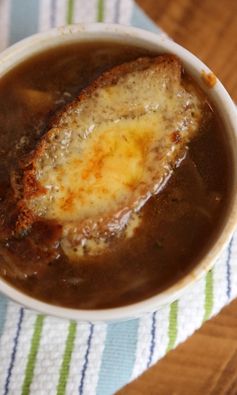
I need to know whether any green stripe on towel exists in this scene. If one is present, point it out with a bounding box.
[97,0,104,22]
[203,270,214,321]
[67,0,75,24]
[57,321,77,395]
[167,301,178,352]
[21,315,44,395]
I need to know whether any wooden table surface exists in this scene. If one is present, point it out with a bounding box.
[118,1,237,394]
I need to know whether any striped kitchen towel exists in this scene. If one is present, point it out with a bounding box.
[0,1,237,394]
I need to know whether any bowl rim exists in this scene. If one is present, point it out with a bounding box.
[0,23,237,322]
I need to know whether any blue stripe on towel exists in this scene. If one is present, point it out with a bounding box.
[0,294,8,338]
[3,308,24,395]
[96,319,139,395]
[147,312,156,368]
[50,0,57,28]
[114,0,121,23]
[131,5,161,34]
[226,237,233,299]
[78,324,94,395]
[9,0,39,45]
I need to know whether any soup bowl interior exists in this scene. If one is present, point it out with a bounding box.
[0,24,237,322]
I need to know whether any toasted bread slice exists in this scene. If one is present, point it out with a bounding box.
[16,55,203,258]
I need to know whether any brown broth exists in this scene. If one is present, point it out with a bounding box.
[0,41,232,309]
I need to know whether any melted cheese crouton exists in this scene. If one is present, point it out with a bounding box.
[17,55,203,258]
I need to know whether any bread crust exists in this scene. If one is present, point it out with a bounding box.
[10,54,202,258]
[17,55,181,225]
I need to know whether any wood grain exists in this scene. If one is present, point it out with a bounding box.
[117,1,237,394]
[136,0,237,102]
[118,300,237,395]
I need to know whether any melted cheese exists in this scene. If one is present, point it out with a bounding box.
[36,115,168,222]
[22,56,203,258]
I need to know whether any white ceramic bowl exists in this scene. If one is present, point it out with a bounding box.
[0,24,237,322]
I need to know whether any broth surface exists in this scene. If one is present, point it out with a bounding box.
[0,41,232,309]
